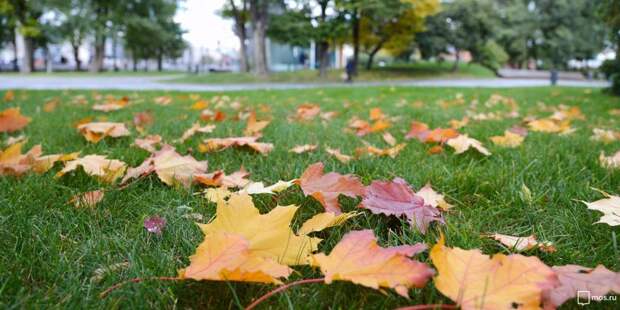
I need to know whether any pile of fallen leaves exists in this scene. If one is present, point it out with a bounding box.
[2,91,619,309]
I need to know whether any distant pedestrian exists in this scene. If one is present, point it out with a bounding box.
[550,69,558,86]
[345,58,355,83]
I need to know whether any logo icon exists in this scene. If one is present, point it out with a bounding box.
[577,290,591,306]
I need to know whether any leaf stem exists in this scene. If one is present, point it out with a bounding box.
[99,276,180,298]
[244,278,325,310]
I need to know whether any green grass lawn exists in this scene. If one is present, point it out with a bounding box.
[0,86,618,309]
[168,61,495,84]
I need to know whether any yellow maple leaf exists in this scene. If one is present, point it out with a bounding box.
[298,212,359,235]
[311,229,432,297]
[430,235,558,310]
[198,194,321,266]
[179,232,292,284]
[446,135,491,156]
[490,131,525,148]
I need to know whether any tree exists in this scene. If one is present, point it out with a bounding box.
[51,0,90,71]
[358,0,439,70]
[1,0,46,73]
[221,0,250,72]
[249,0,269,76]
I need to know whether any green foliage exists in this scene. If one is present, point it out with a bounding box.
[599,59,620,80]
[610,73,620,96]
[477,40,508,74]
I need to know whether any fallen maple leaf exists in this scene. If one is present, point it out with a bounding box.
[77,122,130,143]
[446,135,491,156]
[361,178,444,234]
[144,215,167,234]
[195,167,250,188]
[431,235,558,310]
[405,121,459,143]
[3,90,14,101]
[416,183,453,211]
[56,155,127,183]
[179,232,292,284]
[581,192,620,226]
[325,147,353,164]
[289,144,318,154]
[311,229,431,297]
[298,162,365,214]
[122,144,207,188]
[599,150,620,169]
[487,233,555,253]
[290,103,321,122]
[70,190,105,208]
[239,180,295,195]
[177,123,216,143]
[490,130,525,148]
[244,112,270,136]
[528,118,573,134]
[197,193,321,265]
[0,108,31,133]
[298,212,359,235]
[200,137,273,155]
[0,142,42,176]
[543,264,620,307]
[32,152,80,174]
[133,111,154,132]
[133,135,162,153]
[355,143,406,158]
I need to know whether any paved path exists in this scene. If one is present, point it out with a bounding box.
[0,75,609,92]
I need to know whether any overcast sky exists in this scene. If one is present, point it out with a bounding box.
[175,0,238,51]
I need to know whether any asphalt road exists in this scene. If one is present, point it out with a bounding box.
[0,75,610,92]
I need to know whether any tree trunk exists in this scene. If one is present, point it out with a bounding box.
[72,43,81,71]
[21,36,34,73]
[366,40,385,70]
[90,35,105,72]
[451,49,460,72]
[237,26,250,72]
[12,32,19,72]
[250,0,268,76]
[318,41,329,77]
[132,56,137,72]
[157,54,163,72]
[352,9,360,75]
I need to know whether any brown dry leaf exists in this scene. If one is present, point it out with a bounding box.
[369,107,385,121]
[289,144,318,154]
[178,123,216,143]
[56,155,127,183]
[77,122,131,143]
[488,233,555,253]
[599,150,620,170]
[133,135,162,153]
[200,109,226,122]
[92,99,127,112]
[490,130,525,148]
[200,137,273,154]
[239,180,295,195]
[543,264,620,307]
[70,190,105,208]
[179,232,292,284]
[196,193,321,265]
[446,135,491,156]
[326,147,353,164]
[550,106,585,121]
[448,117,469,129]
[195,167,250,188]
[311,229,432,297]
[431,235,558,310]
[243,112,270,136]
[0,108,31,133]
[4,135,26,146]
[0,142,42,176]
[298,162,365,214]
[122,144,207,188]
